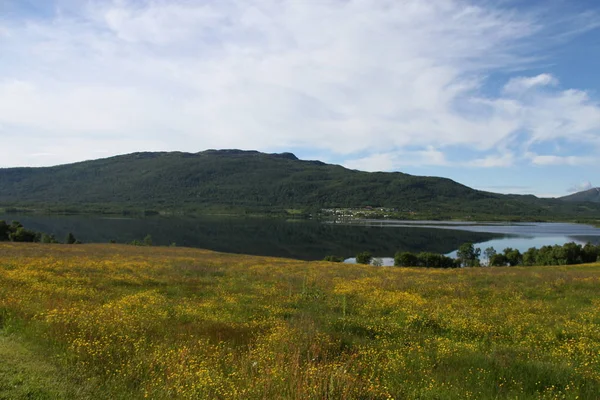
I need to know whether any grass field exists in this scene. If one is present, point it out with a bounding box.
[1,243,599,399]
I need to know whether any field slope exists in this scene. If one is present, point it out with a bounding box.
[1,243,599,399]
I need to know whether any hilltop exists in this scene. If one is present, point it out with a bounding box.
[560,187,600,203]
[1,150,599,219]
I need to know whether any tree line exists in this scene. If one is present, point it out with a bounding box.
[398,241,600,268]
[0,220,79,244]
[1,221,165,248]
[483,242,600,267]
[325,241,600,268]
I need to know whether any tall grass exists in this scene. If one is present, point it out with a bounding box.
[1,243,599,399]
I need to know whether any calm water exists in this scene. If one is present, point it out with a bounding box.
[2,214,600,262]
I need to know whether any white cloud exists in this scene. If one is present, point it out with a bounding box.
[0,1,599,168]
[567,181,594,193]
[344,147,448,172]
[503,73,558,94]
[526,153,595,166]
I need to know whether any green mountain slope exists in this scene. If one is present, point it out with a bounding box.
[560,188,600,203]
[1,150,599,219]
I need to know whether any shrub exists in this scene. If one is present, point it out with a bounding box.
[355,251,373,265]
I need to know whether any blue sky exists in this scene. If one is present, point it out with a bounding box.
[1,0,600,197]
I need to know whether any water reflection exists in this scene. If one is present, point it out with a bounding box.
[2,214,599,261]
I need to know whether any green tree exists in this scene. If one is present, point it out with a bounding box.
[0,220,9,241]
[143,234,153,246]
[372,258,383,267]
[323,255,344,262]
[356,251,372,265]
[503,248,523,266]
[483,247,496,266]
[65,232,77,244]
[489,253,507,267]
[394,251,418,267]
[9,227,39,242]
[562,242,583,265]
[457,243,481,267]
[41,233,58,244]
[522,247,538,266]
[582,242,600,263]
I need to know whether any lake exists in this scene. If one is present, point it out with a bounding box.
[2,214,600,263]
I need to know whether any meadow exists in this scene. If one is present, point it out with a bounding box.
[1,243,599,399]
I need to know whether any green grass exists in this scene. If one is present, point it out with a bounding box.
[0,333,74,400]
[1,243,599,399]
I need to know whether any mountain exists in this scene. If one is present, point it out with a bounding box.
[560,188,600,203]
[1,150,599,219]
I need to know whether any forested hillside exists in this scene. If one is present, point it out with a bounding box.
[1,150,599,219]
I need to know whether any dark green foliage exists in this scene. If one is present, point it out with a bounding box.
[129,235,154,246]
[0,220,8,241]
[0,220,49,243]
[40,233,58,243]
[394,251,419,267]
[398,242,600,269]
[489,253,507,267]
[522,247,538,266]
[9,226,40,242]
[483,247,496,264]
[65,232,77,244]
[582,242,600,263]
[457,242,481,267]
[355,252,372,265]
[323,255,344,262]
[394,251,457,268]
[493,242,600,267]
[2,150,600,218]
[503,248,523,266]
[416,252,458,268]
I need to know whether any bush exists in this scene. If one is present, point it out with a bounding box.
[0,220,9,241]
[356,251,373,265]
[489,253,507,267]
[323,255,344,262]
[394,252,418,267]
[9,227,40,242]
[65,232,77,244]
[41,233,58,244]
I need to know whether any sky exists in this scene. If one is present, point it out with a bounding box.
[1,0,600,198]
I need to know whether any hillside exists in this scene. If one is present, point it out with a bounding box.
[1,243,599,399]
[1,150,599,219]
[560,187,600,203]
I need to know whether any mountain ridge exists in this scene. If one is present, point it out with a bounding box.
[560,187,600,203]
[1,150,599,219]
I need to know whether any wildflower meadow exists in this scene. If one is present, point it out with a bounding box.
[1,243,599,399]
